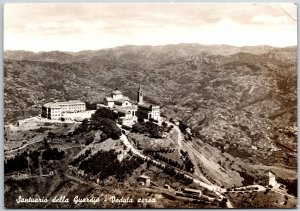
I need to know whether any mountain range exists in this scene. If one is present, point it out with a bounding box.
[4,44,297,169]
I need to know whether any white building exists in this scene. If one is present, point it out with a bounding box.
[97,88,138,126]
[41,100,86,120]
[97,87,161,126]
[268,171,280,188]
[136,86,161,122]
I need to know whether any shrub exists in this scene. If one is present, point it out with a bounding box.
[85,135,94,145]
[131,121,163,138]
[137,118,144,123]
[5,152,29,173]
[91,107,119,121]
[121,125,131,130]
[277,177,297,197]
[42,148,65,160]
[93,118,121,140]
[100,133,107,141]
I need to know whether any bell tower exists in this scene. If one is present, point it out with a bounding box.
[137,85,143,105]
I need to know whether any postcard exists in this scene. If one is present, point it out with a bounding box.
[3,3,297,208]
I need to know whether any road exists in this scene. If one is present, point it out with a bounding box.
[169,124,225,191]
[169,122,216,185]
[5,172,55,180]
[172,124,183,152]
[4,143,81,159]
[120,132,235,207]
[231,185,266,192]
[64,173,100,189]
[120,133,224,193]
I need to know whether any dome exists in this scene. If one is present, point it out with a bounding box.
[112,90,122,95]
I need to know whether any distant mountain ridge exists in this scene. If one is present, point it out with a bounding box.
[4,44,296,63]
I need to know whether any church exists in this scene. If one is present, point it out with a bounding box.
[97,86,161,126]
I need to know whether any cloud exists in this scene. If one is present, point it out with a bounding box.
[4,3,297,51]
[252,15,292,24]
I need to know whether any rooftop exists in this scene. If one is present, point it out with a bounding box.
[114,96,131,104]
[183,188,202,193]
[105,97,114,102]
[43,100,85,108]
[112,90,122,95]
[139,175,150,179]
[114,105,138,113]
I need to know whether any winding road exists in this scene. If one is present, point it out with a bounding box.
[119,132,231,205]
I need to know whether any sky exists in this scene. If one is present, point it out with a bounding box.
[4,3,297,52]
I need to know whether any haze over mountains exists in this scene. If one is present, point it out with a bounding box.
[4,44,296,62]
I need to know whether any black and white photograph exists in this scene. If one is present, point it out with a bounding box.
[3,3,297,208]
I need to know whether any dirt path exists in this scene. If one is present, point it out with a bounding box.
[166,122,183,152]
[174,126,183,152]
[5,173,54,180]
[5,139,44,154]
[60,146,82,150]
[64,173,100,189]
[4,145,81,159]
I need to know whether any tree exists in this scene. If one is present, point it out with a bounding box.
[43,138,50,149]
[138,117,144,123]
[149,126,161,138]
[42,148,64,160]
[91,107,119,121]
[5,152,28,173]
[48,131,56,139]
[132,122,146,133]
[92,118,121,140]
[179,121,188,134]
[85,101,97,110]
[85,135,94,145]
[220,198,228,208]
[100,133,108,141]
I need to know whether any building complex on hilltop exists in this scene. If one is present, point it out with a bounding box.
[41,86,160,125]
[97,86,161,126]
